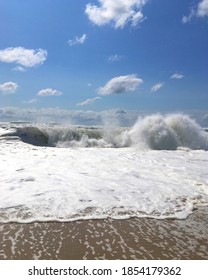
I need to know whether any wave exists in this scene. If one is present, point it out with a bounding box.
[128,114,208,150]
[1,114,208,150]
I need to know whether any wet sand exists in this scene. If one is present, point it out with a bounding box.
[0,208,208,260]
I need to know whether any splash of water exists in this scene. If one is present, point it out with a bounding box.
[127,114,208,150]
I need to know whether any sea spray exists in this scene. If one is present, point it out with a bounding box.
[166,114,208,150]
[127,114,208,150]
[128,114,179,150]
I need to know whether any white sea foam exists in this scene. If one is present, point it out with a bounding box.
[0,114,208,223]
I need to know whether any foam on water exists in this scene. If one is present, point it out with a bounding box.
[0,114,208,223]
[0,143,208,223]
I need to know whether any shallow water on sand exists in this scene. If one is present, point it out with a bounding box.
[0,208,207,260]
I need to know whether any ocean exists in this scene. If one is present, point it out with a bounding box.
[0,113,208,223]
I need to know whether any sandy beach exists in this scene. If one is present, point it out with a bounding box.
[0,207,207,260]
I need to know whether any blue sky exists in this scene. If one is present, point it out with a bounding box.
[0,0,208,124]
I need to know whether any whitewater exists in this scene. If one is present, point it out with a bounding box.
[0,113,208,223]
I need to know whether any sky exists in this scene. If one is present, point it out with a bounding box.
[0,0,208,125]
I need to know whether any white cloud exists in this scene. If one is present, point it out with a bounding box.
[170,73,184,79]
[77,97,101,107]
[85,0,148,29]
[151,82,164,92]
[108,54,125,63]
[22,99,38,104]
[131,10,144,26]
[182,0,208,23]
[197,0,208,17]
[0,47,47,68]
[182,8,195,23]
[12,66,27,72]
[0,82,18,94]
[37,88,63,97]
[68,34,87,46]
[98,74,143,96]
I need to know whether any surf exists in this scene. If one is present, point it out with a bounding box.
[127,113,208,150]
[1,113,208,150]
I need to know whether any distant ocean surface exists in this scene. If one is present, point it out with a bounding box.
[0,113,208,223]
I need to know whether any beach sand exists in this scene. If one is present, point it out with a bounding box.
[0,207,207,260]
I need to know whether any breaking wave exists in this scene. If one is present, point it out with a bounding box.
[1,114,208,150]
[128,114,208,150]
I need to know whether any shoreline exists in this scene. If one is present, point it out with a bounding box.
[0,207,208,260]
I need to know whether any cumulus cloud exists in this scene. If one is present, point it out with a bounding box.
[0,47,47,68]
[182,0,208,23]
[77,97,101,107]
[37,88,63,97]
[98,74,143,95]
[68,34,87,46]
[0,82,18,94]
[85,0,148,29]
[197,0,208,16]
[151,82,164,92]
[170,73,184,79]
